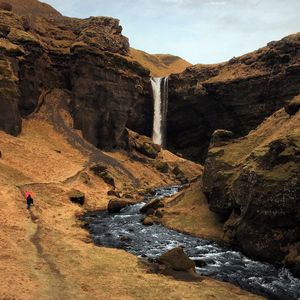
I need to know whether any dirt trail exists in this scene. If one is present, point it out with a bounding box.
[29,209,69,300]
[0,107,264,299]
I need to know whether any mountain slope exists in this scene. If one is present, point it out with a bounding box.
[5,0,62,19]
[130,48,191,77]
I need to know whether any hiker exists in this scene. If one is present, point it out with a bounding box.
[26,193,34,209]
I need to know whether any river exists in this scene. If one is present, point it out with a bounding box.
[82,186,300,300]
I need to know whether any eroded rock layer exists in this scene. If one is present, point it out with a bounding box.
[168,33,300,162]
[203,102,300,275]
[0,8,152,148]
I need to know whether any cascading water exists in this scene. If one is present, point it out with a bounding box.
[151,77,168,148]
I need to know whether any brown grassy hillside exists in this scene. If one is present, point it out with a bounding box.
[130,48,191,77]
[0,94,263,299]
[4,0,62,19]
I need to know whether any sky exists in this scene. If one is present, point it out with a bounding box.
[43,0,300,64]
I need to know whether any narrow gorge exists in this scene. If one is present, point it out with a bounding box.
[0,1,299,300]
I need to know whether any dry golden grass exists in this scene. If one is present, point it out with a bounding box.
[129,48,191,77]
[161,180,224,242]
[0,116,264,299]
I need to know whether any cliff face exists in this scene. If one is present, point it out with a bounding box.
[0,8,152,149]
[168,33,300,162]
[202,99,300,274]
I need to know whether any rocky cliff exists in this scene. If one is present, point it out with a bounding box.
[168,33,300,162]
[203,97,300,274]
[0,5,153,149]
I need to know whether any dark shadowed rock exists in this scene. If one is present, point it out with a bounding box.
[285,95,300,116]
[90,164,115,187]
[210,129,234,147]
[107,190,120,198]
[107,198,135,213]
[155,161,169,173]
[140,198,164,214]
[0,2,12,11]
[69,189,85,205]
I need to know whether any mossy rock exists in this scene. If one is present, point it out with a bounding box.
[90,164,115,187]
[155,161,169,173]
[139,142,161,158]
[0,39,24,56]
[8,28,40,46]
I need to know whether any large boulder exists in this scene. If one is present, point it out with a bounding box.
[158,247,195,272]
[107,198,135,213]
[140,198,164,215]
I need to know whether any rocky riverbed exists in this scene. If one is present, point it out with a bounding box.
[83,186,300,300]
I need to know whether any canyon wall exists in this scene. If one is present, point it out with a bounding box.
[202,98,300,275]
[168,33,300,162]
[0,7,152,149]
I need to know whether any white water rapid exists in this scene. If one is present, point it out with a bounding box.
[150,77,168,147]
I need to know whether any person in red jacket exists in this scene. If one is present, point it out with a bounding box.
[26,193,34,209]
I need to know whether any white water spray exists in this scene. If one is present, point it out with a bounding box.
[151,77,168,147]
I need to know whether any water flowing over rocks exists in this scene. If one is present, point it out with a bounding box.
[83,186,300,300]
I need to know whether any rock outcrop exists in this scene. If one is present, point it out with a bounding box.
[0,7,152,149]
[203,105,300,274]
[168,33,300,162]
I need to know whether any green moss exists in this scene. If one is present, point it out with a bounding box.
[8,28,40,46]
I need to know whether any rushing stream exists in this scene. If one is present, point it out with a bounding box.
[83,186,300,300]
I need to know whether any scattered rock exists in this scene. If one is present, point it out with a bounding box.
[210,129,234,147]
[155,161,169,173]
[69,189,85,205]
[142,216,156,226]
[140,199,164,214]
[193,259,207,268]
[158,247,196,272]
[90,164,115,188]
[172,166,188,184]
[107,198,135,213]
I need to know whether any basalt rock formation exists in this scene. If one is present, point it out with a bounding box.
[203,102,300,275]
[168,33,300,162]
[0,6,152,149]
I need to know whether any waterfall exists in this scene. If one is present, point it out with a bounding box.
[150,77,168,148]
